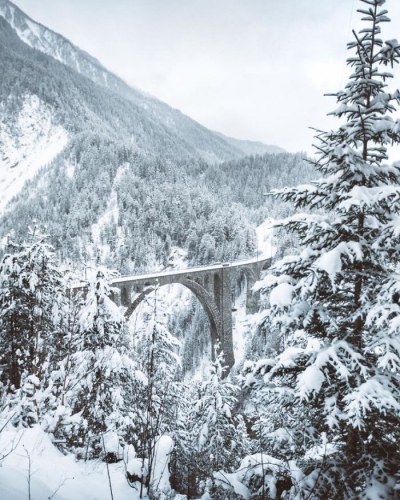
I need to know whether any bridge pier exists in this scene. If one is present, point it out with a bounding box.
[121,286,131,307]
[220,266,234,370]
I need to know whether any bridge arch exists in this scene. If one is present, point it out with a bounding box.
[232,266,258,314]
[232,266,257,292]
[124,278,222,358]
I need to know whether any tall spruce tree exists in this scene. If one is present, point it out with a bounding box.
[61,267,138,459]
[130,287,181,496]
[248,1,400,497]
[0,228,65,426]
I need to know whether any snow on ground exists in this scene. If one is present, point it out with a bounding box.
[0,424,180,500]
[0,215,276,498]
[256,217,277,259]
[91,172,122,260]
[151,435,174,494]
[0,426,141,500]
[0,94,68,213]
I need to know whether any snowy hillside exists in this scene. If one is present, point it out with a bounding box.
[1,0,400,497]
[0,1,308,268]
[214,131,286,156]
[0,94,68,212]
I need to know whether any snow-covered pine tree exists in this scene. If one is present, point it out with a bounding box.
[45,268,82,436]
[169,381,199,498]
[0,227,65,426]
[62,267,138,459]
[130,287,181,496]
[249,1,400,497]
[188,351,248,494]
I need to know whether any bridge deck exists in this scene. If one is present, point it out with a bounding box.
[69,254,271,289]
[112,254,271,284]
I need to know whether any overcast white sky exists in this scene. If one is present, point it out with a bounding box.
[12,0,400,156]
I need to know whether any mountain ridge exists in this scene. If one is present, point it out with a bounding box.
[0,0,134,97]
[214,131,285,156]
[0,0,281,158]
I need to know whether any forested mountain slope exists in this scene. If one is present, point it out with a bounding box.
[0,147,312,273]
[0,2,312,272]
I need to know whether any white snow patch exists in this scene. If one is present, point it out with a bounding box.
[270,282,294,307]
[317,242,363,277]
[304,433,336,460]
[297,365,325,398]
[127,458,148,480]
[0,425,142,500]
[103,431,120,456]
[232,284,250,364]
[65,162,75,179]
[0,94,68,213]
[277,346,304,368]
[91,163,129,258]
[214,453,284,500]
[256,217,277,259]
[91,188,119,247]
[318,249,342,275]
[151,435,174,494]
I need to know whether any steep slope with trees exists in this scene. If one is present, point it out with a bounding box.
[0,8,310,272]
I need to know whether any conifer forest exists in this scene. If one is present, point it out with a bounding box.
[1,0,400,498]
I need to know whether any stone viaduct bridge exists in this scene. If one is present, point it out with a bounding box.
[111,256,271,370]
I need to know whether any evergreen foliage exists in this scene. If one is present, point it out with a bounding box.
[0,18,312,270]
[0,146,311,274]
[246,1,400,497]
[3,0,400,497]
[0,15,239,163]
[58,267,138,459]
[0,227,65,427]
[171,352,248,497]
[128,288,182,491]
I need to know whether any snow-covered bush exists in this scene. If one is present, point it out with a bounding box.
[214,453,286,500]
